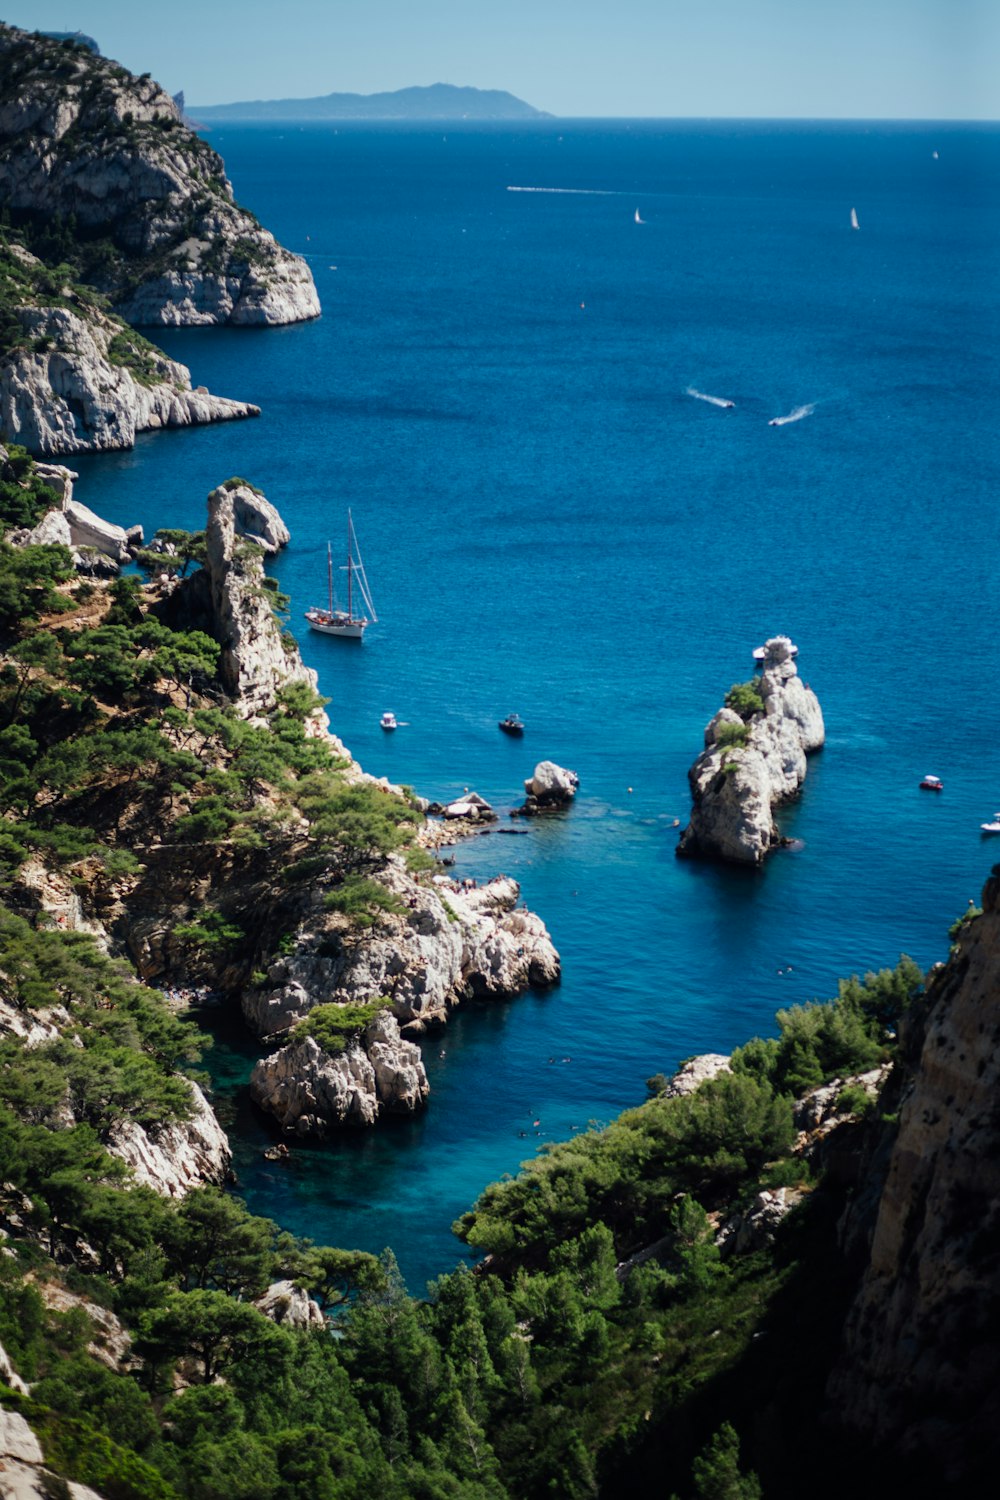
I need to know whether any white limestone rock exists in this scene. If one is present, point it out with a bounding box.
[64,498,129,561]
[678,637,825,866]
[199,482,315,716]
[0,1339,30,1396]
[33,1283,132,1372]
[0,1407,45,1466]
[249,1012,429,1135]
[24,507,72,548]
[241,869,560,1037]
[253,1280,325,1330]
[105,1081,231,1196]
[659,1053,732,1098]
[0,298,260,457]
[226,481,291,553]
[516,760,580,817]
[716,1187,806,1258]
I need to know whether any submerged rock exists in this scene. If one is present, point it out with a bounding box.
[677,636,824,865]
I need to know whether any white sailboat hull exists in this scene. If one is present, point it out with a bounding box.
[305,610,367,639]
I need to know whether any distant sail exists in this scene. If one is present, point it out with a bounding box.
[634,208,645,224]
[850,206,860,231]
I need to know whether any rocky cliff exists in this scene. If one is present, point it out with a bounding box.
[0,24,320,328]
[0,246,259,455]
[828,873,1000,1481]
[677,636,824,865]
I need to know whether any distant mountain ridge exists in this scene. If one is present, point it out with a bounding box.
[191,81,550,122]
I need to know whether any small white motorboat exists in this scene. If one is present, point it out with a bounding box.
[919,774,943,791]
[981,815,1000,835]
[380,712,398,731]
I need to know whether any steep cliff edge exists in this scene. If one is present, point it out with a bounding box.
[0,244,259,456]
[828,874,1000,1481]
[678,636,824,865]
[0,24,320,328]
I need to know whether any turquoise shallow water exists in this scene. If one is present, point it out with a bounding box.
[73,120,1000,1289]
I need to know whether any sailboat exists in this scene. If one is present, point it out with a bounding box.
[304,511,377,640]
[634,208,645,224]
[850,206,860,230]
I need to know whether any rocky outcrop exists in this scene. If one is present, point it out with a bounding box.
[0,1339,30,1396]
[828,871,1000,1480]
[225,480,290,554]
[105,1081,231,1196]
[249,1012,429,1135]
[716,1185,806,1258]
[0,274,259,456]
[0,24,320,328]
[677,636,824,865]
[188,482,315,716]
[242,869,561,1038]
[515,761,580,816]
[659,1052,732,1098]
[253,1280,325,1330]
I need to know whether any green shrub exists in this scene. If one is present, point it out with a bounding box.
[293,1000,390,1056]
[716,721,750,750]
[324,875,405,930]
[724,680,764,721]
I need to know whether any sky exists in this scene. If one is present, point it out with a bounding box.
[10,0,999,118]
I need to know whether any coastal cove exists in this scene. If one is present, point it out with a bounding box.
[70,119,1000,1289]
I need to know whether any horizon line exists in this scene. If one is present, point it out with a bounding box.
[190,112,999,125]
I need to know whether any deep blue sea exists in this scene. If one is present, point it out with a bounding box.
[72,120,1000,1290]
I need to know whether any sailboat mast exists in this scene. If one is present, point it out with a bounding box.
[347,511,353,620]
[327,543,333,615]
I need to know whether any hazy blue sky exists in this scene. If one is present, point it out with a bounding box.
[12,1,998,118]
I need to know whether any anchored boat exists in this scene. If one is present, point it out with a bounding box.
[305,511,377,640]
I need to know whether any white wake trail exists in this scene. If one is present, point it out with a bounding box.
[687,387,736,409]
[768,403,815,427]
[506,185,622,196]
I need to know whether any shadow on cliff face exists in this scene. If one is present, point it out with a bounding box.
[597,1152,973,1499]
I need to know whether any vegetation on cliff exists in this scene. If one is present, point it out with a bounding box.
[0,472,967,1498]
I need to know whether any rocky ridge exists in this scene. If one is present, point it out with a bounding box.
[0,24,320,328]
[677,636,824,865]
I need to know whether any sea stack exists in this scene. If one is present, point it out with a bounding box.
[677,636,824,866]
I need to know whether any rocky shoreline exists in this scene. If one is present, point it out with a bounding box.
[0,24,319,458]
[3,469,564,1144]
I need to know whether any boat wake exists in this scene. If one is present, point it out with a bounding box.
[687,387,735,409]
[768,403,815,427]
[506,185,621,196]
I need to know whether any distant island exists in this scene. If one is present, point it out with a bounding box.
[190,81,550,122]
